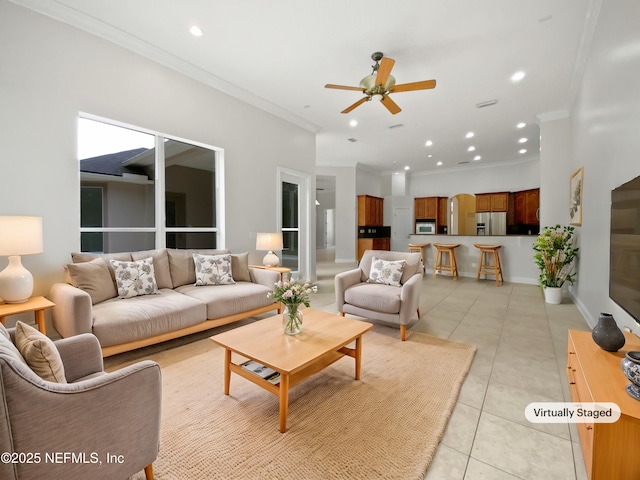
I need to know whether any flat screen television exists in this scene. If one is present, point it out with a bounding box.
[610,174,640,322]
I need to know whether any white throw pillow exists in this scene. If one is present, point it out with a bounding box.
[193,253,236,286]
[110,257,160,299]
[367,257,406,287]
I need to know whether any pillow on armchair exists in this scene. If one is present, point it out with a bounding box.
[367,257,406,287]
[14,321,67,383]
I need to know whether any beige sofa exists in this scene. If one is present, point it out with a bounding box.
[50,248,280,356]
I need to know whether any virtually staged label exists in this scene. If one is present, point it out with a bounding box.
[524,402,621,423]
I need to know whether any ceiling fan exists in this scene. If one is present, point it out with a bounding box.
[325,52,436,115]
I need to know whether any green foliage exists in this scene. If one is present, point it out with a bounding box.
[532,225,579,288]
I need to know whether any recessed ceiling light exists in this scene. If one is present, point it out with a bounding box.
[425,140,433,147]
[427,154,433,158]
[466,132,474,138]
[519,137,528,143]
[436,161,443,166]
[511,71,526,82]
[404,166,410,171]
[350,119,358,127]
[517,122,526,129]
[189,25,203,37]
[468,146,476,152]
[519,149,527,154]
[474,155,481,161]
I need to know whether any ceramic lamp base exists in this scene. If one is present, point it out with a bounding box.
[0,255,33,303]
[262,251,280,267]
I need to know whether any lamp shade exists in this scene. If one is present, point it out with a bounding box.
[0,216,43,256]
[256,232,283,252]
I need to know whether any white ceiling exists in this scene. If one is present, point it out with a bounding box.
[12,0,596,175]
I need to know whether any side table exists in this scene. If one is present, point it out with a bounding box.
[249,265,292,282]
[0,296,55,335]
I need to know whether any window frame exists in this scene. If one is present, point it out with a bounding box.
[78,113,225,251]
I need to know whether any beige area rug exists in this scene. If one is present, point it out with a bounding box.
[123,326,476,480]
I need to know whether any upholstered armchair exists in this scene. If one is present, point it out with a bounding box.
[335,250,423,340]
[0,327,161,480]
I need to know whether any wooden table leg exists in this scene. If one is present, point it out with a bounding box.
[279,374,290,433]
[355,335,363,380]
[223,349,231,395]
[34,309,46,335]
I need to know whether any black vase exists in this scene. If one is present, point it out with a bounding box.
[592,313,625,352]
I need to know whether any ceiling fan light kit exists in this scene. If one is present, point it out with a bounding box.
[325,51,436,115]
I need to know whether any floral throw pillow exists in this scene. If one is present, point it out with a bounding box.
[367,257,406,287]
[193,253,236,286]
[110,257,160,299]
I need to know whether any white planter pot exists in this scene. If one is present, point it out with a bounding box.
[543,287,562,304]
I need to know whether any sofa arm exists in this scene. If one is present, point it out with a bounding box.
[399,273,423,326]
[249,267,280,288]
[50,282,93,338]
[55,333,104,383]
[335,268,363,312]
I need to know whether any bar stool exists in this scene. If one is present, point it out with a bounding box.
[433,243,460,279]
[408,242,430,275]
[474,244,504,286]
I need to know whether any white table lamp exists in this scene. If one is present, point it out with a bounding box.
[0,216,43,303]
[256,232,283,267]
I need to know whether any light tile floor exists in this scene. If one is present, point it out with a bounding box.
[313,248,591,480]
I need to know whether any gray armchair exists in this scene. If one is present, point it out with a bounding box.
[335,250,423,340]
[0,328,161,480]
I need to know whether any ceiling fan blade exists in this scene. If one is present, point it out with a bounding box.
[325,84,365,92]
[389,79,437,93]
[380,95,401,114]
[341,97,369,114]
[375,57,395,87]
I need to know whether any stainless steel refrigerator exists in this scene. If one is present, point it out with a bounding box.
[476,212,507,236]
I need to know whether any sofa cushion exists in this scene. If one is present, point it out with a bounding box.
[64,257,117,305]
[176,282,274,320]
[14,321,67,383]
[71,251,132,282]
[0,322,10,341]
[110,258,161,299]
[231,252,251,282]
[194,253,236,286]
[167,248,230,287]
[344,283,402,314]
[131,249,173,289]
[367,257,405,287]
[91,289,207,347]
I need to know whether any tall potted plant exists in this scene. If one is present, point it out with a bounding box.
[532,224,579,304]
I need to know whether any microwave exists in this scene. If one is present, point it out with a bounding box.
[416,222,436,235]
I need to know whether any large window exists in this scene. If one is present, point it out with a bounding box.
[78,117,221,253]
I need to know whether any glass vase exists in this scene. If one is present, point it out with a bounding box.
[282,305,303,335]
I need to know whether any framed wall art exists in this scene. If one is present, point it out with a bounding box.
[569,167,584,226]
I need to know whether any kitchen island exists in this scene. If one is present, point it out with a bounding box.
[408,234,539,284]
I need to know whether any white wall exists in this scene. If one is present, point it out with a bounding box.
[409,158,540,198]
[569,0,640,332]
[0,4,316,307]
[316,166,357,262]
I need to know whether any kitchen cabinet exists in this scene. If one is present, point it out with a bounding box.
[438,197,448,227]
[414,197,438,220]
[357,237,390,262]
[476,192,509,212]
[513,188,539,225]
[358,195,384,226]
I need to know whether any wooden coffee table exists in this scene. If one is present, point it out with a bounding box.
[210,308,373,432]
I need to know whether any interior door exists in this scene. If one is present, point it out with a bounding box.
[392,207,412,251]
